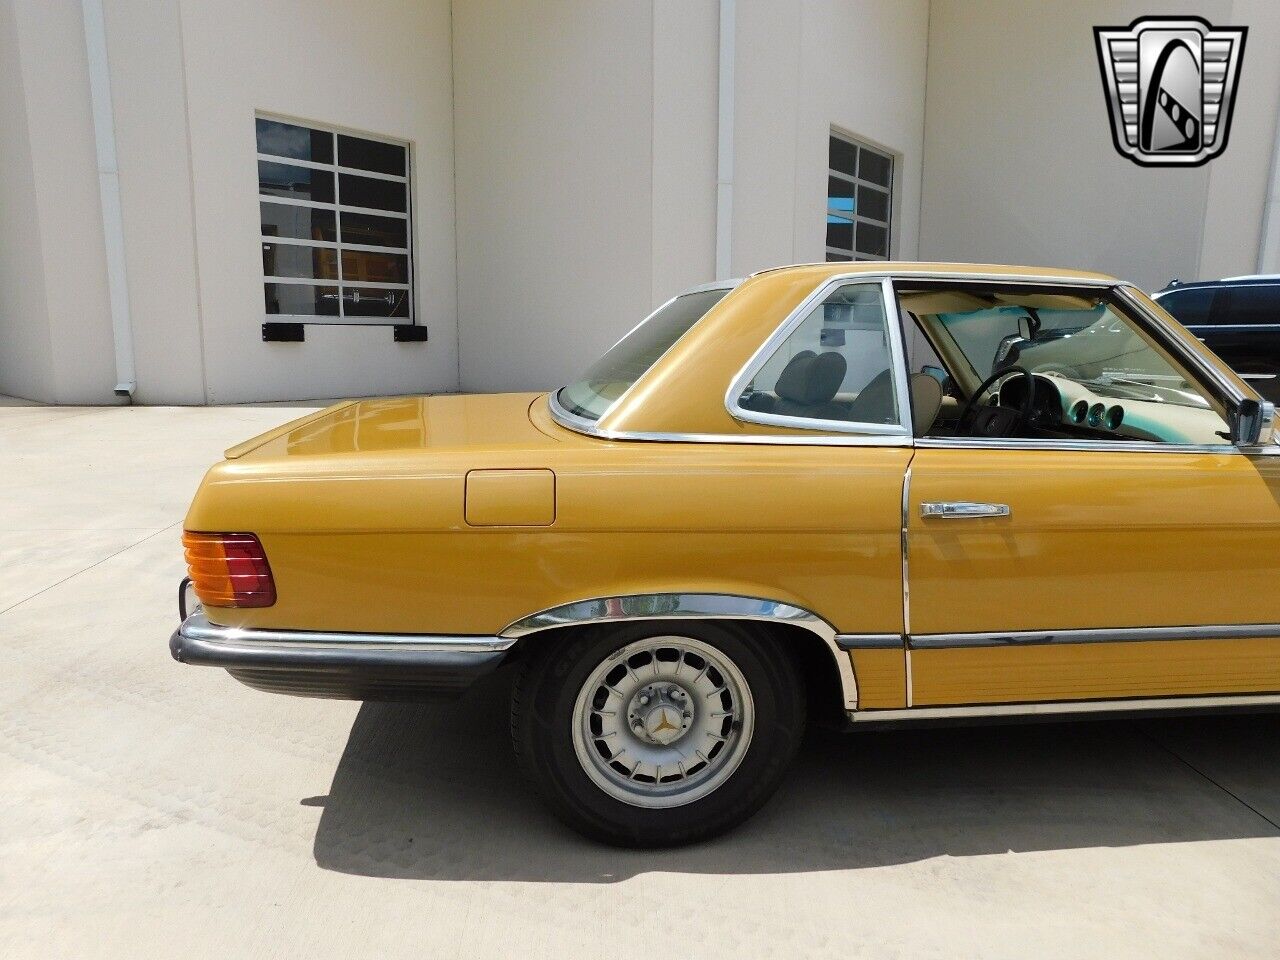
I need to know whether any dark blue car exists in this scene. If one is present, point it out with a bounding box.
[1154,276,1280,402]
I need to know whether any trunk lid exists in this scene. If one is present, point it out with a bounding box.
[225,393,556,460]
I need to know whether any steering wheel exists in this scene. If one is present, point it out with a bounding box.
[955,366,1036,438]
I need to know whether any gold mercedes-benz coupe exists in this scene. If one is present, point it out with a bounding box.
[172,262,1280,845]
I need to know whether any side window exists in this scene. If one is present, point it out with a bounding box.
[1222,287,1280,327]
[1157,287,1215,327]
[736,282,901,429]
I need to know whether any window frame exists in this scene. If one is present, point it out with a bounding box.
[256,114,415,326]
[826,130,894,263]
[725,277,914,437]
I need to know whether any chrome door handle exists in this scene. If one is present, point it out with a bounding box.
[920,501,1010,519]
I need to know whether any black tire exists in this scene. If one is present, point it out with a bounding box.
[510,620,805,846]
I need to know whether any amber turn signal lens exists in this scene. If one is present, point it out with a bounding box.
[182,531,276,608]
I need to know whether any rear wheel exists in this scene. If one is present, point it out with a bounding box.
[511,621,805,846]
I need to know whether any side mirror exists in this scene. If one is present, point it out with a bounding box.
[1232,398,1276,446]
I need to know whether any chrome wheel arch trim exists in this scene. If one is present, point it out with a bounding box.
[500,592,862,710]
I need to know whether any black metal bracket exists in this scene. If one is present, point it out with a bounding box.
[393,325,429,343]
[263,322,305,342]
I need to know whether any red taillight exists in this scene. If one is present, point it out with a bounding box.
[182,532,276,608]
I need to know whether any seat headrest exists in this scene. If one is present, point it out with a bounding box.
[908,372,944,435]
[775,351,847,405]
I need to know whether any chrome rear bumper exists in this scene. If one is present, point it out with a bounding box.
[170,611,515,701]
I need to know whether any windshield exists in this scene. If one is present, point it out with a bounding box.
[934,299,1210,410]
[556,287,731,421]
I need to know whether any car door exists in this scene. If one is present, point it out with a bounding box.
[906,446,1280,706]
[902,284,1280,708]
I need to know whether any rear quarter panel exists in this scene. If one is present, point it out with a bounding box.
[188,443,910,639]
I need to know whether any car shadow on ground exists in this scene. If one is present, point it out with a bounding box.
[312,668,1280,882]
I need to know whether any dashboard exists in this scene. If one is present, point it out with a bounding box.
[996,372,1228,445]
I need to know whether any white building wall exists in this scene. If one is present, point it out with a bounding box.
[651,1,720,305]
[916,0,1271,293]
[733,0,930,274]
[1,0,118,404]
[0,0,56,402]
[1199,0,1280,279]
[452,0,657,394]
[102,0,205,405]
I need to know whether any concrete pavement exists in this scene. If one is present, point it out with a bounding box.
[2,399,1279,958]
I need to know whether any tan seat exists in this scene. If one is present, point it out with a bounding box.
[908,372,944,435]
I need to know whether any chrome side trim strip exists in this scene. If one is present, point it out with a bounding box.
[909,623,1280,649]
[179,612,515,654]
[850,692,1280,723]
[501,592,859,710]
[835,633,902,650]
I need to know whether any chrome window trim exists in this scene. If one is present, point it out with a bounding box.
[849,692,1280,723]
[724,276,914,437]
[500,592,860,710]
[179,611,515,654]
[553,280,741,426]
[910,623,1280,650]
[914,436,1239,455]
[547,391,914,447]
[1185,323,1280,332]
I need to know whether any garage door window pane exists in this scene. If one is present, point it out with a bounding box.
[341,250,409,285]
[256,118,333,165]
[830,137,858,177]
[258,162,335,204]
[857,185,889,223]
[264,283,339,316]
[261,202,336,242]
[343,288,411,318]
[858,149,891,187]
[263,242,339,281]
[339,173,406,212]
[338,134,406,176]
[827,176,856,215]
[340,211,407,249]
[856,222,888,258]
[826,217,853,251]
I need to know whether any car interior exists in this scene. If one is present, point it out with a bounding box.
[898,284,1233,445]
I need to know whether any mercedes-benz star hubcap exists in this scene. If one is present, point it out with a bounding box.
[571,636,755,809]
